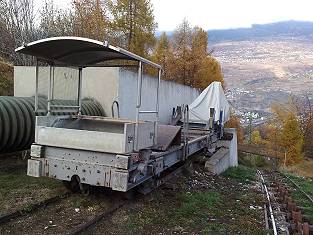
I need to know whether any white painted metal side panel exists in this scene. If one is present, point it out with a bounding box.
[36,127,126,153]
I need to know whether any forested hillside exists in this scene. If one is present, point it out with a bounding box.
[0,0,223,91]
[208,20,313,43]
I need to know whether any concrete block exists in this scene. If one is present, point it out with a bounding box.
[205,147,230,175]
[225,128,238,167]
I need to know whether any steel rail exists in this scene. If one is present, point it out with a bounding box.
[69,165,185,235]
[281,173,313,205]
[69,201,126,235]
[257,170,278,235]
[0,192,70,225]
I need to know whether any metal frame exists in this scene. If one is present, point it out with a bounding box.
[15,37,162,69]
[16,37,230,194]
[28,128,218,192]
[21,37,162,151]
[35,61,81,115]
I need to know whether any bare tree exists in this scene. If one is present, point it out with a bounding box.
[0,0,38,65]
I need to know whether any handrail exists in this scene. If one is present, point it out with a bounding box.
[134,63,161,151]
[111,100,120,118]
[183,105,189,160]
[139,110,158,114]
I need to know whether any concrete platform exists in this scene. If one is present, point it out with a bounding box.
[205,128,238,174]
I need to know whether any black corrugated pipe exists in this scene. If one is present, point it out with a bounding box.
[0,96,105,154]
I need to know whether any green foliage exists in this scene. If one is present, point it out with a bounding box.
[125,191,222,233]
[222,165,256,183]
[174,191,222,222]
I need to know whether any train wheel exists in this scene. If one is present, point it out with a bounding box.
[63,175,80,193]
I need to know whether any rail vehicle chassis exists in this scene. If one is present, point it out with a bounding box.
[16,37,224,193]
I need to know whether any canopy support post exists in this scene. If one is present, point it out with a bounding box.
[78,67,83,115]
[135,61,143,151]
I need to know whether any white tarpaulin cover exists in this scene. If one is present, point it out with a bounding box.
[188,82,230,124]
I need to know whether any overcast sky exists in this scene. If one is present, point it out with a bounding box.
[51,0,313,31]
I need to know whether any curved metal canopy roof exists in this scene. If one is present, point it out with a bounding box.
[15,36,161,69]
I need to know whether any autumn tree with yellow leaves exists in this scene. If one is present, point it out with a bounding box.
[72,0,108,40]
[224,113,244,143]
[153,20,224,90]
[108,0,157,57]
[1,0,224,91]
[264,101,304,165]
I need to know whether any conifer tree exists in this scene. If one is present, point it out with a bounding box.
[108,0,157,56]
[172,19,192,85]
[72,0,108,41]
[152,32,173,80]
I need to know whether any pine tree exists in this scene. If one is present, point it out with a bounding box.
[152,32,173,79]
[166,19,224,90]
[269,101,304,165]
[72,0,108,41]
[108,0,157,56]
[172,19,192,84]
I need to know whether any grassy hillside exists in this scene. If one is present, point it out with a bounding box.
[0,57,13,96]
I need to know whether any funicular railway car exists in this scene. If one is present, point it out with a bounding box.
[17,37,229,194]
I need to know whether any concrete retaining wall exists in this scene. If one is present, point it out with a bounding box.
[118,68,199,124]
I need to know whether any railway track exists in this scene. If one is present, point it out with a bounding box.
[0,164,184,235]
[69,165,184,235]
[68,201,126,235]
[0,192,70,225]
[258,169,313,235]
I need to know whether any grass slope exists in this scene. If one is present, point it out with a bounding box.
[283,173,313,223]
[0,58,13,96]
[0,169,64,214]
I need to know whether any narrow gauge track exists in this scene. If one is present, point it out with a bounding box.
[258,169,313,235]
[0,165,184,235]
[0,192,70,225]
[67,165,184,235]
[257,170,279,235]
[68,201,126,235]
[0,191,121,235]
[280,172,313,204]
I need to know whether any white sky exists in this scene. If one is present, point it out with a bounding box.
[49,0,313,31]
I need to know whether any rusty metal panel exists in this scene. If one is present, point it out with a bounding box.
[154,125,181,151]
[111,170,129,192]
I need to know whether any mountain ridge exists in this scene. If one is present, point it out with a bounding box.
[208,20,313,43]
